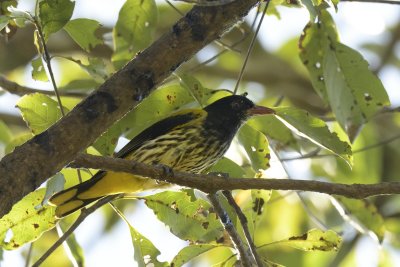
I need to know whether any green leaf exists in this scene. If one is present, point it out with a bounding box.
[333,197,386,243]
[93,124,121,156]
[238,124,271,171]
[143,191,224,243]
[299,12,339,102]
[64,18,103,52]
[115,208,167,267]
[0,120,12,144]
[275,107,352,165]
[0,188,57,250]
[0,15,9,31]
[210,157,246,178]
[38,0,75,40]
[248,115,299,151]
[31,57,48,82]
[43,173,65,204]
[4,133,32,154]
[178,74,211,107]
[112,0,157,68]
[60,56,109,83]
[171,244,222,267]
[16,93,68,135]
[272,229,342,252]
[119,84,195,139]
[323,42,390,138]
[299,0,317,20]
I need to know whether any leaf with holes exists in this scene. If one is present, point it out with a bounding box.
[112,0,157,68]
[238,124,271,171]
[0,189,56,250]
[271,229,342,252]
[31,57,48,82]
[143,191,224,243]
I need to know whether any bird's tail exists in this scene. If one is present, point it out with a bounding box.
[49,172,107,218]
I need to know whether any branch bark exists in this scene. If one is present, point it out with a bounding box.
[0,0,259,217]
[71,154,400,199]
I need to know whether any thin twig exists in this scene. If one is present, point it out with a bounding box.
[0,75,88,97]
[32,17,66,116]
[222,190,264,267]
[233,0,270,94]
[31,195,120,267]
[208,193,254,267]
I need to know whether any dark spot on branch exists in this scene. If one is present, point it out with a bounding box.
[186,12,207,41]
[33,131,53,154]
[81,91,117,122]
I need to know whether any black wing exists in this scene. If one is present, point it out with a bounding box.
[115,110,205,158]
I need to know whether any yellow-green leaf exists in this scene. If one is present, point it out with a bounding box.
[64,18,103,52]
[0,189,57,250]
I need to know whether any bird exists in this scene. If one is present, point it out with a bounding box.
[49,94,275,218]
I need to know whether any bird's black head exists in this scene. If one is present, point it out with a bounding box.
[203,95,275,140]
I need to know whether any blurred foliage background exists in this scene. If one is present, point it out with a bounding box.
[1,0,400,266]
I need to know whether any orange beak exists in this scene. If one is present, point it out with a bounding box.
[247,105,275,116]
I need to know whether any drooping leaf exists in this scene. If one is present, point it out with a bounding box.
[38,0,75,40]
[269,229,342,252]
[31,57,48,81]
[64,18,103,52]
[178,74,212,107]
[333,197,386,243]
[171,244,223,267]
[238,123,271,171]
[16,93,68,134]
[143,191,224,243]
[248,115,299,151]
[112,0,157,68]
[115,206,168,267]
[0,189,57,250]
[275,107,352,165]
[323,42,390,138]
[59,56,109,83]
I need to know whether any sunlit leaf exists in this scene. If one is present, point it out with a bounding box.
[171,244,222,267]
[120,84,195,139]
[143,191,224,243]
[269,229,342,252]
[93,123,121,155]
[0,188,57,250]
[112,0,157,68]
[64,18,103,52]
[178,74,212,107]
[238,124,271,171]
[31,57,48,81]
[38,0,74,40]
[16,93,68,134]
[275,107,352,165]
[59,56,109,83]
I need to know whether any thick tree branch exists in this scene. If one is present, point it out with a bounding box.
[71,154,400,199]
[0,0,259,217]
